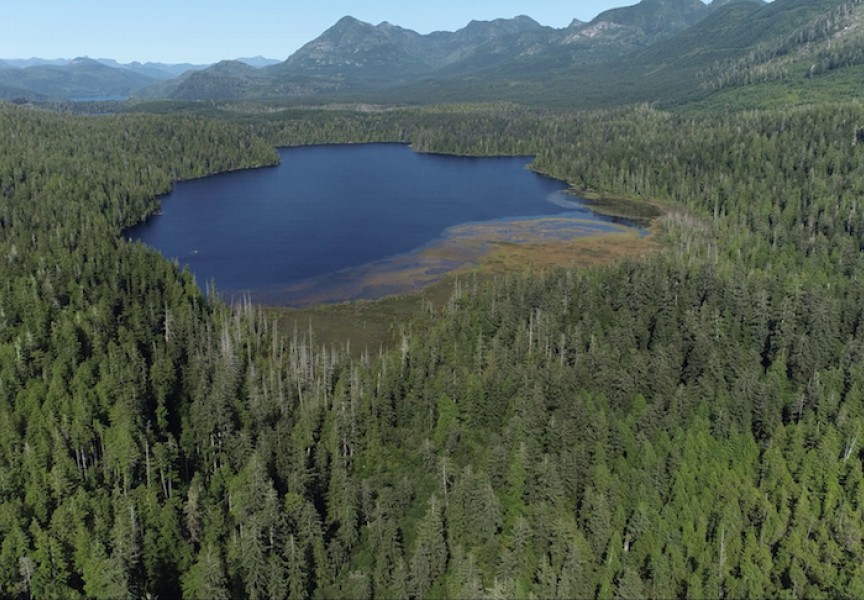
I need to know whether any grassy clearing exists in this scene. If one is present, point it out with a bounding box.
[269,277,456,355]
[480,229,658,274]
[266,226,659,355]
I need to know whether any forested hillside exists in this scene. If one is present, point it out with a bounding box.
[3,100,864,599]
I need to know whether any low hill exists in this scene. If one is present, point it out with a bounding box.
[0,57,156,99]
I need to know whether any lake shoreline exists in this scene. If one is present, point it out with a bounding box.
[229,215,646,307]
[128,143,659,307]
[265,225,660,355]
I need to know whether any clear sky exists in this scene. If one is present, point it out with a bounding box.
[2,0,717,64]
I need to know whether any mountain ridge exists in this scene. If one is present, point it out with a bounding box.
[0,57,156,99]
[139,0,728,102]
[11,0,861,110]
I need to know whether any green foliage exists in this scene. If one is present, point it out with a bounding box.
[5,95,864,598]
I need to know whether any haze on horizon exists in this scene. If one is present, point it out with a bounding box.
[2,0,741,65]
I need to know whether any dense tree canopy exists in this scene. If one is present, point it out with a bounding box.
[2,99,864,598]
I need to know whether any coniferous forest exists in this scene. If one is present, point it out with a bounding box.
[4,98,864,599]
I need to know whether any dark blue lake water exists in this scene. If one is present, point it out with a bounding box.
[128,144,629,298]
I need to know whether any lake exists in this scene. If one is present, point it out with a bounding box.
[128,144,637,304]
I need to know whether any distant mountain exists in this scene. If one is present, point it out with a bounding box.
[257,0,782,103]
[167,60,266,100]
[274,0,725,85]
[709,0,766,7]
[0,57,156,100]
[19,0,858,109]
[132,14,563,100]
[94,59,209,80]
[0,57,216,99]
[427,16,560,75]
[139,0,744,103]
[381,0,852,108]
[555,0,851,107]
[235,56,281,68]
[0,58,69,68]
[555,0,764,53]
[0,84,46,102]
[566,0,709,43]
[272,16,435,83]
[135,60,279,101]
[268,14,559,83]
[545,0,730,72]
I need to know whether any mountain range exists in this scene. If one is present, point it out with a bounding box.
[5,0,864,109]
[0,56,277,101]
[136,0,743,101]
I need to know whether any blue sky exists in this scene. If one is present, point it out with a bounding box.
[2,0,715,64]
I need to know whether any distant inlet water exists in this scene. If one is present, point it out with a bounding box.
[127,144,638,303]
